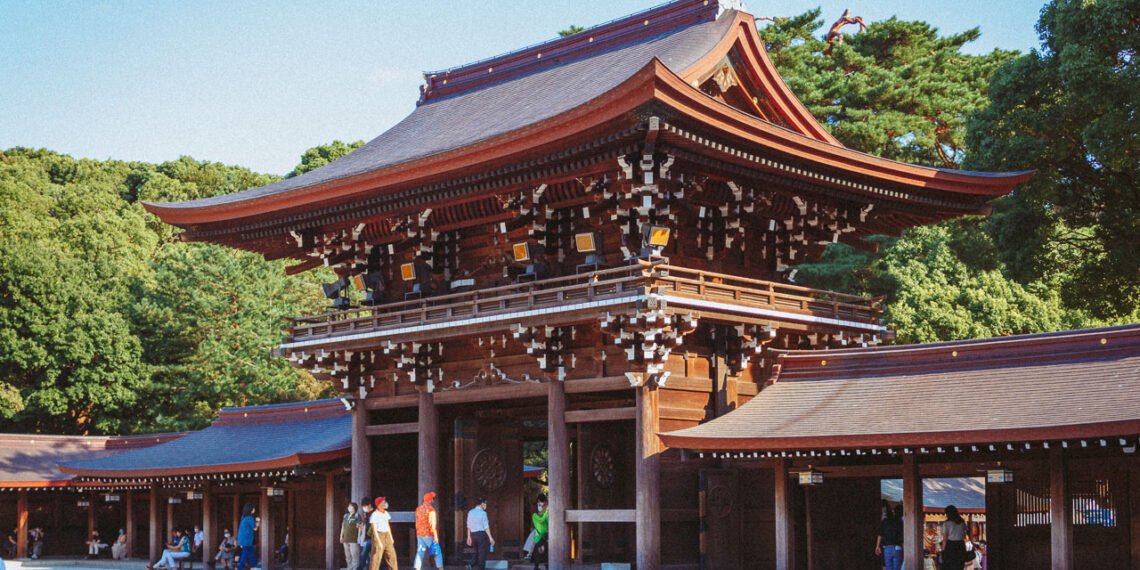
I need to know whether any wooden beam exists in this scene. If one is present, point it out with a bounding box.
[362,394,419,410]
[774,458,796,570]
[418,391,439,501]
[548,382,571,569]
[565,509,637,523]
[149,484,160,563]
[325,473,336,570]
[351,402,371,503]
[564,407,636,423]
[16,489,27,559]
[636,386,661,570]
[433,382,549,404]
[365,422,419,436]
[902,455,923,570]
[1050,449,1074,570]
[563,376,634,394]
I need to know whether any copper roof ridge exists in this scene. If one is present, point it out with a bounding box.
[419,0,717,103]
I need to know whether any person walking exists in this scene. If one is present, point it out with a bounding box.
[356,498,373,570]
[465,497,494,570]
[875,504,904,570]
[529,495,549,568]
[236,504,257,570]
[369,498,398,570]
[940,505,969,570]
[341,503,361,570]
[414,492,443,570]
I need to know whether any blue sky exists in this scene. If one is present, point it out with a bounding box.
[0,1,1047,175]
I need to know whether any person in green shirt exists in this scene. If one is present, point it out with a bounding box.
[530,494,549,568]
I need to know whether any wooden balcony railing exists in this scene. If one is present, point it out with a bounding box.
[284,262,881,344]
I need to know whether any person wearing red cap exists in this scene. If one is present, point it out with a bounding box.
[368,497,397,570]
[414,492,443,569]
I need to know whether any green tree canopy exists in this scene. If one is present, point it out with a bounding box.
[964,0,1140,318]
[287,140,364,178]
[760,9,1016,167]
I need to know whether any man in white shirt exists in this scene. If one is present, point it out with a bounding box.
[368,497,397,570]
[465,497,494,570]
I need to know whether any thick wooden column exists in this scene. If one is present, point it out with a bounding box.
[166,495,174,541]
[635,386,660,570]
[1050,449,1074,570]
[16,490,28,559]
[87,493,96,545]
[232,495,240,535]
[149,484,160,562]
[260,484,274,570]
[547,381,571,569]
[418,391,439,499]
[126,491,135,558]
[202,483,214,566]
[774,459,796,570]
[325,473,336,570]
[352,401,372,502]
[902,455,924,570]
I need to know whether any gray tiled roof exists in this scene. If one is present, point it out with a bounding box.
[157,12,737,210]
[0,435,176,485]
[662,325,1140,449]
[61,400,350,476]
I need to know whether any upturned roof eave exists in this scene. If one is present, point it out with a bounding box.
[146,57,1033,231]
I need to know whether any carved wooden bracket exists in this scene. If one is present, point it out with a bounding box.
[600,303,698,387]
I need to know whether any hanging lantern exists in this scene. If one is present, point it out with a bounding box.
[266,487,286,497]
[186,491,204,501]
[986,465,1014,484]
[77,499,92,508]
[798,466,824,486]
[104,494,121,503]
[168,497,182,504]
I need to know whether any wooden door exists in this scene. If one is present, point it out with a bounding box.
[701,468,741,569]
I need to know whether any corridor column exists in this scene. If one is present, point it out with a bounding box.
[636,386,660,570]
[202,483,214,566]
[149,483,160,562]
[351,399,371,502]
[547,381,570,569]
[16,490,28,559]
[325,473,336,570]
[1049,449,1074,570]
[418,391,439,499]
[902,455,923,570]
[259,482,275,570]
[774,458,796,570]
[126,491,135,558]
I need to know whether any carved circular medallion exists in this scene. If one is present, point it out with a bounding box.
[707,484,733,518]
[590,443,617,489]
[471,448,507,492]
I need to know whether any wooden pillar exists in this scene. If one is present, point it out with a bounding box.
[774,459,796,570]
[166,494,174,541]
[325,473,336,570]
[902,454,924,570]
[87,493,96,545]
[635,386,660,570]
[232,495,240,536]
[287,489,296,568]
[547,381,571,569]
[1050,449,1074,570]
[149,483,161,563]
[352,401,371,502]
[259,483,274,570]
[16,489,28,559]
[126,491,135,558]
[804,487,814,570]
[418,391,439,499]
[202,483,214,566]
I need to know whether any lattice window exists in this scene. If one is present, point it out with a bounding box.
[1073,479,1116,527]
[1014,480,1051,527]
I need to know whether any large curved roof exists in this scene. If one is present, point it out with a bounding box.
[0,433,180,489]
[145,0,1032,232]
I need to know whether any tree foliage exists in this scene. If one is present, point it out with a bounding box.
[964,0,1140,318]
[287,140,364,178]
[760,9,1016,167]
[766,8,1131,340]
[0,147,333,434]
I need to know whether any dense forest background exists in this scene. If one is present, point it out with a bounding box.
[1,0,1135,435]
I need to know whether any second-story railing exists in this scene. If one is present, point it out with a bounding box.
[284,261,882,344]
